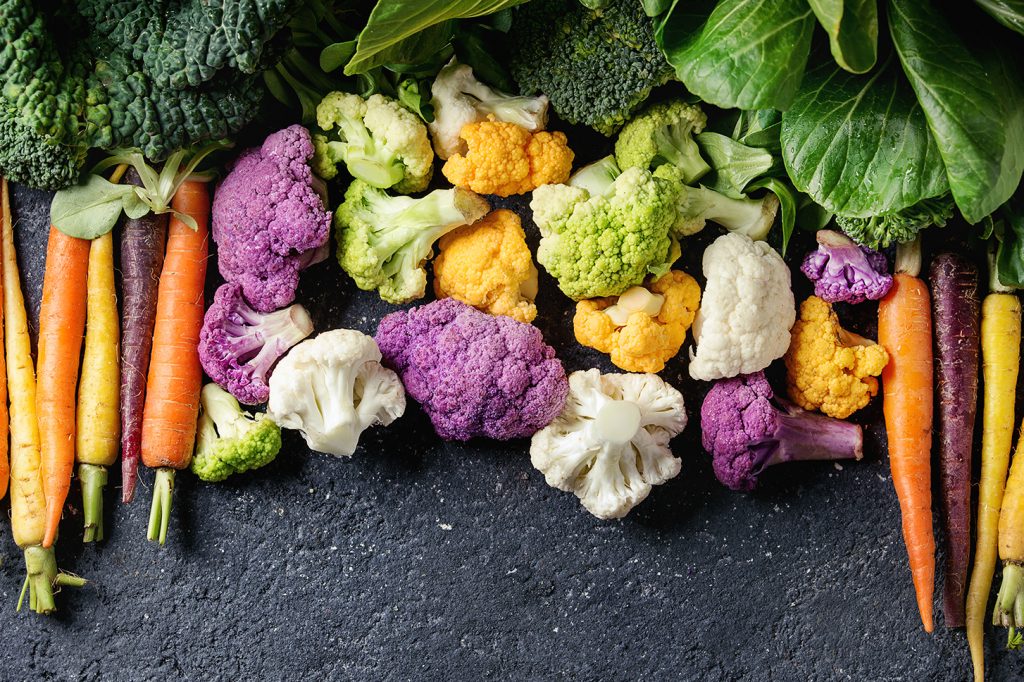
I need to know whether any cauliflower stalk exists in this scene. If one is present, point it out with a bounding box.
[433,209,539,323]
[784,296,889,419]
[268,330,406,457]
[532,155,681,300]
[574,270,701,373]
[335,180,490,304]
[800,230,893,304]
[688,233,796,381]
[441,120,574,197]
[429,60,549,160]
[615,99,710,183]
[313,92,434,194]
[530,369,687,519]
[191,384,283,483]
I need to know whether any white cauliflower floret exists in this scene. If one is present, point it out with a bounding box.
[268,329,406,456]
[688,232,795,381]
[428,59,549,159]
[530,369,687,519]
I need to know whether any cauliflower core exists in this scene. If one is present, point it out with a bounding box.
[433,209,539,323]
[530,369,687,519]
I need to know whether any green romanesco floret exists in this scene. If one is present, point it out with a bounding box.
[0,114,85,190]
[335,181,490,304]
[653,165,780,239]
[313,92,434,194]
[615,100,711,183]
[191,384,283,483]
[532,155,681,300]
[507,0,675,136]
[836,194,957,249]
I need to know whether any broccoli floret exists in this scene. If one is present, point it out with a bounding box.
[191,384,283,483]
[615,100,711,183]
[531,155,681,300]
[0,114,85,190]
[836,194,956,249]
[507,0,674,136]
[335,181,491,304]
[313,92,434,194]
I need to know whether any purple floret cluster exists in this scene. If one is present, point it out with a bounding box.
[375,299,569,441]
[800,230,893,304]
[212,125,331,313]
[701,371,863,492]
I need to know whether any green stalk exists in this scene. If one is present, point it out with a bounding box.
[147,467,176,545]
[79,463,108,542]
[17,545,86,614]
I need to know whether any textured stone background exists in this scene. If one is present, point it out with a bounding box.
[1,170,1022,681]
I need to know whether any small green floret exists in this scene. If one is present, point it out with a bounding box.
[615,100,711,183]
[836,194,956,249]
[335,180,490,304]
[191,384,282,483]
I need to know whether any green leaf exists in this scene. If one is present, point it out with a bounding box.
[641,0,672,16]
[975,0,1024,36]
[121,190,150,220]
[780,60,949,218]
[890,0,1024,223]
[50,175,132,239]
[345,0,528,74]
[993,187,1024,288]
[695,132,775,198]
[320,41,357,73]
[808,0,878,73]
[657,0,816,110]
[748,177,797,255]
[396,78,435,123]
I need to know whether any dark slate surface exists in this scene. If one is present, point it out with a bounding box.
[0,175,1021,682]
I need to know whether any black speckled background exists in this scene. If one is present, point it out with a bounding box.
[1,150,1022,680]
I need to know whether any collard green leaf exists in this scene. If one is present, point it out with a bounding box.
[890,0,1024,223]
[748,177,797,255]
[780,61,949,217]
[696,133,775,198]
[50,175,132,239]
[345,0,528,75]
[657,0,815,110]
[975,0,1024,35]
[808,0,879,73]
[641,0,672,16]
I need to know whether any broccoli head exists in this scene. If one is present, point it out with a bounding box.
[0,114,85,190]
[615,100,711,183]
[700,371,864,492]
[191,384,283,483]
[335,181,490,304]
[507,0,674,136]
[836,194,956,249]
[313,92,434,194]
[199,283,314,406]
[531,156,680,300]
[376,299,569,441]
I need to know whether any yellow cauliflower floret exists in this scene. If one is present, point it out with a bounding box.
[441,120,574,197]
[784,296,889,419]
[433,209,539,323]
[573,270,701,373]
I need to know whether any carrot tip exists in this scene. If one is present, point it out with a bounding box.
[80,464,108,543]
[147,468,175,545]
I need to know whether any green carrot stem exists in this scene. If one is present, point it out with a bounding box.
[147,467,175,545]
[79,463,107,542]
[19,545,85,614]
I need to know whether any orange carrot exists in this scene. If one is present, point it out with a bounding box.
[142,180,209,544]
[37,226,90,548]
[878,238,935,632]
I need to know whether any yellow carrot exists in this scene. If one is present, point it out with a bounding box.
[1,179,84,614]
[993,420,1024,648]
[76,230,121,542]
[967,289,1021,679]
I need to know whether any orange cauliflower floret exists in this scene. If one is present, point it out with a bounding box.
[784,296,889,419]
[433,209,539,323]
[573,270,701,373]
[441,120,574,197]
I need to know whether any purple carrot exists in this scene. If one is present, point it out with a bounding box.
[119,168,168,503]
[929,251,980,627]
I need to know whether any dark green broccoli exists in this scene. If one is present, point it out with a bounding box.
[507,0,674,136]
[0,115,85,190]
[836,194,957,249]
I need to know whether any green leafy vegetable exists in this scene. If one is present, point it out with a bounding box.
[975,0,1024,35]
[890,0,1024,223]
[696,133,774,199]
[780,61,949,218]
[991,189,1024,288]
[748,177,797,255]
[808,0,879,73]
[641,0,672,16]
[50,176,136,241]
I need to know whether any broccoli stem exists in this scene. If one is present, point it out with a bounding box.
[17,545,86,614]
[994,563,1024,640]
[766,401,864,468]
[681,186,778,241]
[568,155,621,197]
[147,468,176,545]
[653,127,710,184]
[79,463,108,543]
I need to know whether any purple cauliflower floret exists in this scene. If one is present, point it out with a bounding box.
[199,283,314,405]
[800,229,893,304]
[212,125,332,312]
[375,299,569,441]
[700,371,863,492]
